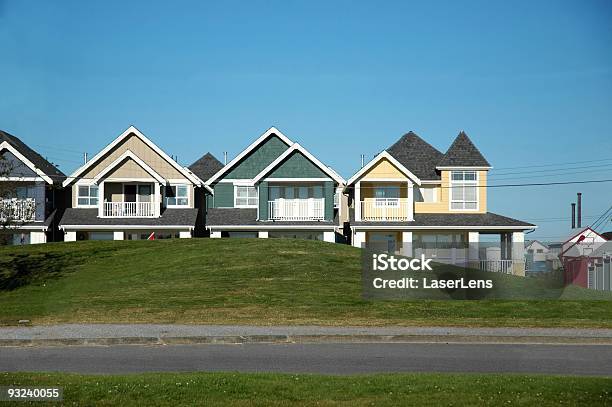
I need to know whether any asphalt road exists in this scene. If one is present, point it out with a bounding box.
[2,343,612,376]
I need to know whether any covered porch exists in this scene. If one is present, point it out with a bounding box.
[353,229,527,276]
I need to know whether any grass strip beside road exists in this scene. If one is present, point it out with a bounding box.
[1,372,611,406]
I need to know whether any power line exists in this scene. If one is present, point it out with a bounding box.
[487,157,612,172]
[490,162,612,176]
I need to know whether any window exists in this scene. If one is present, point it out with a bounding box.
[235,186,258,207]
[166,185,189,206]
[415,185,437,203]
[450,171,478,210]
[536,249,544,254]
[77,185,98,206]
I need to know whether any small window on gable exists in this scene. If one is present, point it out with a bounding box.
[235,186,258,207]
[166,185,189,206]
[77,185,99,206]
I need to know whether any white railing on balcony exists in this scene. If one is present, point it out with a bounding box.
[268,198,325,221]
[0,198,36,221]
[361,198,410,221]
[476,259,521,274]
[103,201,155,217]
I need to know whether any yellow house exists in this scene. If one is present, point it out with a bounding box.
[345,131,536,276]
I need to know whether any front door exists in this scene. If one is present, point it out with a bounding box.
[124,185,137,202]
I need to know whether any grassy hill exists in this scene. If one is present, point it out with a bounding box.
[1,239,612,327]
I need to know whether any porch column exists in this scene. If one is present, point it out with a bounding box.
[97,181,104,218]
[64,231,77,242]
[154,183,161,217]
[353,230,365,248]
[323,231,335,243]
[407,182,414,221]
[401,231,413,257]
[512,231,526,276]
[258,231,269,239]
[468,232,479,261]
[210,231,222,238]
[113,231,124,240]
[354,182,361,221]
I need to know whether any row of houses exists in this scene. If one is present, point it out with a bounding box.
[1,126,537,275]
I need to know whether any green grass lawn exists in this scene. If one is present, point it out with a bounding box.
[1,239,612,327]
[1,372,610,406]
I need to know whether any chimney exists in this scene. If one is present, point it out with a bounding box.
[83,152,88,164]
[571,203,576,229]
[577,192,582,228]
[360,154,365,168]
[223,152,228,165]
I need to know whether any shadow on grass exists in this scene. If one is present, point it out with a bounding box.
[0,245,119,291]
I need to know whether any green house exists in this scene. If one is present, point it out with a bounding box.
[189,127,345,241]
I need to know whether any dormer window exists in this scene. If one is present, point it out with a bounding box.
[450,171,478,210]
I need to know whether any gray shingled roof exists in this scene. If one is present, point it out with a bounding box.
[437,132,490,167]
[0,129,67,183]
[206,208,337,226]
[386,131,444,180]
[59,208,198,226]
[350,210,535,228]
[188,152,223,182]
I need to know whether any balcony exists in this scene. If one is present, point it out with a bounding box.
[103,201,155,218]
[0,198,36,221]
[361,198,411,221]
[268,198,325,221]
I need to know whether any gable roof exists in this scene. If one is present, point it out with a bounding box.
[563,227,607,245]
[93,150,166,184]
[188,152,224,182]
[386,131,445,180]
[204,126,292,186]
[437,131,491,168]
[62,125,201,187]
[0,129,66,184]
[525,240,549,250]
[251,143,345,184]
[346,150,422,187]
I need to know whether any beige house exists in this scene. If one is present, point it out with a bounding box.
[59,126,204,241]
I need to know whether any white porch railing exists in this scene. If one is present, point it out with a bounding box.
[361,198,410,221]
[0,198,36,221]
[476,259,522,274]
[268,198,325,221]
[103,201,155,217]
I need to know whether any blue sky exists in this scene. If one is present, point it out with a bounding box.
[1,0,611,240]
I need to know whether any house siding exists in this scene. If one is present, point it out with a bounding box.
[324,181,334,221]
[224,135,290,179]
[258,181,269,220]
[213,183,234,208]
[79,133,187,180]
[0,150,38,178]
[414,170,487,214]
[266,151,328,178]
[362,158,406,180]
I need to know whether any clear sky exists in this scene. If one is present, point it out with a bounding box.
[1,0,611,241]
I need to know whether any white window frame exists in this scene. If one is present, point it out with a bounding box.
[449,170,479,211]
[418,185,438,203]
[166,184,189,207]
[234,185,258,208]
[76,184,99,207]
